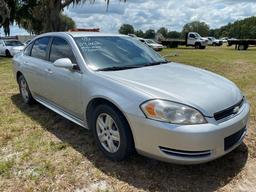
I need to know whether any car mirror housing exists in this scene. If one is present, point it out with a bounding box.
[53,58,74,70]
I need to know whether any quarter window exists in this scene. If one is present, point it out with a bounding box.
[24,43,33,56]
[49,37,76,64]
[31,37,50,60]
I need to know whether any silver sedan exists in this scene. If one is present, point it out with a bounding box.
[12,32,250,164]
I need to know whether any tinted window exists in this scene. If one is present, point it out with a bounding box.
[31,37,50,60]
[24,43,33,56]
[50,37,76,63]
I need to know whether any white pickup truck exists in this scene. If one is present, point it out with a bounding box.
[161,32,208,49]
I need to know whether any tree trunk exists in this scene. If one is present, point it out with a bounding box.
[0,0,10,27]
[43,0,62,32]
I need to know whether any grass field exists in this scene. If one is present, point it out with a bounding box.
[0,46,255,192]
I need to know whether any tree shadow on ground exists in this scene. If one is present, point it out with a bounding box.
[11,94,249,192]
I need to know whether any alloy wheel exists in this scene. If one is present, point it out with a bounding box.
[96,113,121,153]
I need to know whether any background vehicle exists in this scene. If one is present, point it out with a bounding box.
[206,37,223,46]
[220,37,228,43]
[228,39,256,50]
[139,38,165,51]
[0,39,24,56]
[161,32,208,49]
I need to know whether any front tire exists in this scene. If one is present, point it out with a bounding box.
[195,43,201,49]
[18,75,35,104]
[92,104,134,161]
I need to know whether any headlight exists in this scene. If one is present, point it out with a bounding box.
[140,100,207,125]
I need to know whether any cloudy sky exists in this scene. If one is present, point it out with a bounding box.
[2,0,256,35]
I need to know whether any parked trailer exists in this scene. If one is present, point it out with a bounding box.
[228,39,256,50]
[161,39,186,48]
[161,32,208,49]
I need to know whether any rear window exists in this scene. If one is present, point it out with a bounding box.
[31,37,50,60]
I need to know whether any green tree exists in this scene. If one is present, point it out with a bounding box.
[166,31,181,39]
[144,29,155,39]
[2,0,126,35]
[134,30,144,37]
[59,14,76,31]
[182,21,210,37]
[119,24,134,35]
[157,27,168,38]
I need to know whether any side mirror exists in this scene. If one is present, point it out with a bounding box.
[53,58,74,70]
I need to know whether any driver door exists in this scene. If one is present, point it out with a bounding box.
[187,33,196,46]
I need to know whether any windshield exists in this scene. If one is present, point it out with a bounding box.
[194,33,201,38]
[4,40,23,46]
[75,36,166,71]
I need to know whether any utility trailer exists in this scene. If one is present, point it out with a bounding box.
[161,39,186,48]
[161,32,208,49]
[228,39,256,50]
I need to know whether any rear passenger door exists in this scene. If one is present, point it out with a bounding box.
[44,37,83,119]
[22,37,51,97]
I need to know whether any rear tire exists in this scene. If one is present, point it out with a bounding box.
[238,44,248,50]
[91,104,134,161]
[18,75,35,105]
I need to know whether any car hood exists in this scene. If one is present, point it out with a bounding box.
[100,62,242,116]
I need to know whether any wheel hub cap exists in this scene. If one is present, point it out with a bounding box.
[20,79,29,101]
[96,113,120,153]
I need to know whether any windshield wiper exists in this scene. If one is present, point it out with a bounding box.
[96,61,169,71]
[142,61,169,67]
[96,65,141,71]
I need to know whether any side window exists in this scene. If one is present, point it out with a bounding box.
[24,43,33,56]
[49,37,76,64]
[0,40,3,46]
[31,37,50,60]
[189,34,195,38]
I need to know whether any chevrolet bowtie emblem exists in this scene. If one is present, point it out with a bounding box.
[233,106,240,114]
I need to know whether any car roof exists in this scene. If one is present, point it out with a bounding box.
[36,32,129,39]
[67,32,127,37]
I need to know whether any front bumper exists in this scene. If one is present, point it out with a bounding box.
[127,102,250,164]
[201,41,208,46]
